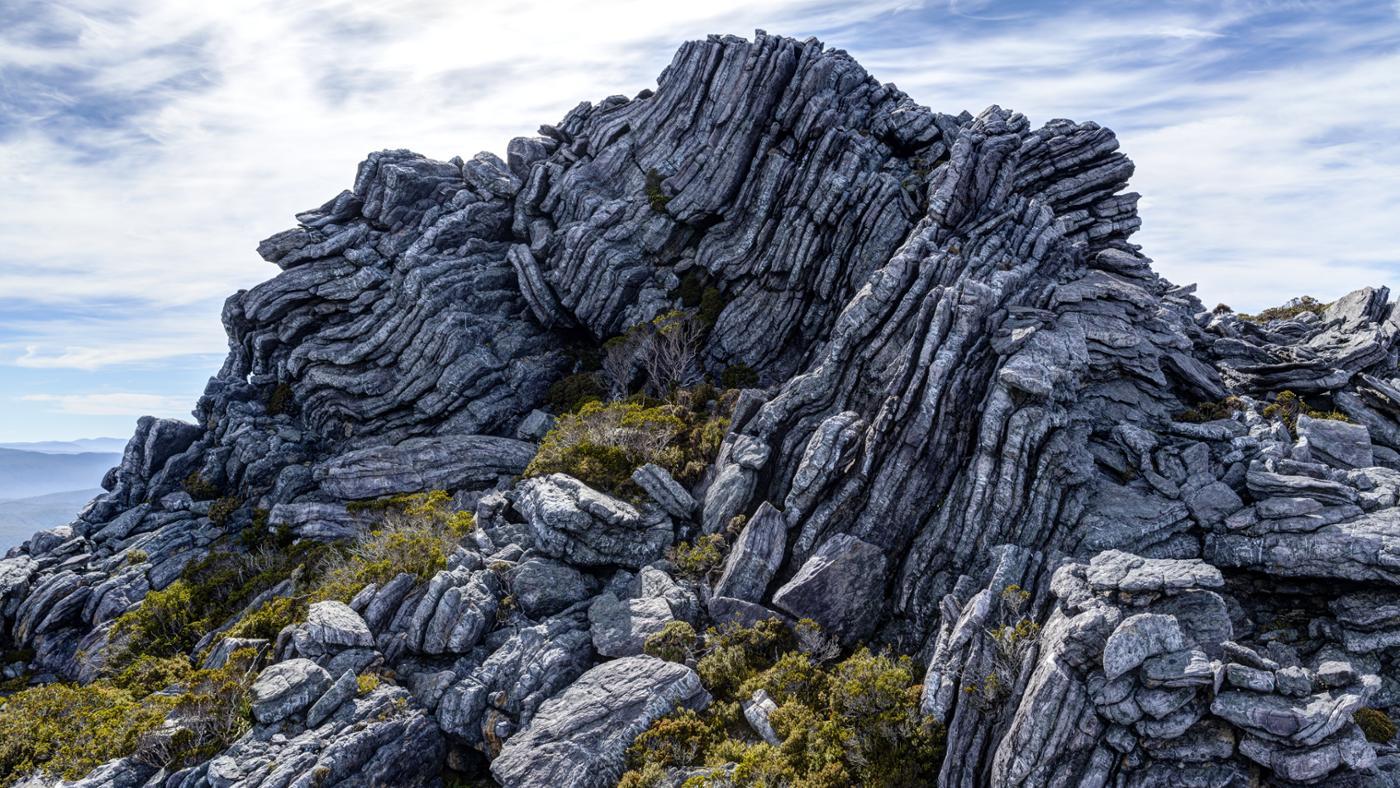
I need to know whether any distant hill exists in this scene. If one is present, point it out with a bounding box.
[0,437,127,454]
[0,448,120,500]
[0,489,101,551]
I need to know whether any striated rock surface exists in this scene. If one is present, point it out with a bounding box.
[4,30,1400,788]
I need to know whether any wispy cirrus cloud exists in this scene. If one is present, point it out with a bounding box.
[19,392,190,417]
[0,0,1397,441]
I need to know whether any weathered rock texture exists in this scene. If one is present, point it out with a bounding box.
[3,30,1400,788]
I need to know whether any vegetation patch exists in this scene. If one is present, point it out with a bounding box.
[1237,295,1327,324]
[620,618,945,787]
[645,169,670,213]
[1356,708,1396,744]
[525,394,730,498]
[1177,396,1244,424]
[0,648,258,784]
[1263,390,1350,431]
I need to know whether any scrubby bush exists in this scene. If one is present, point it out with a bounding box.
[543,372,605,413]
[1263,390,1350,431]
[266,382,295,416]
[720,363,758,389]
[525,398,731,497]
[182,471,220,501]
[644,621,699,664]
[208,496,240,527]
[1237,295,1326,324]
[135,648,258,769]
[697,288,726,326]
[642,312,707,397]
[311,516,461,603]
[621,620,944,787]
[1177,396,1244,423]
[670,535,726,583]
[963,585,1040,710]
[356,673,382,695]
[1356,708,1397,743]
[0,680,174,782]
[673,270,706,308]
[645,169,670,213]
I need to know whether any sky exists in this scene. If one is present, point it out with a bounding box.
[0,0,1397,442]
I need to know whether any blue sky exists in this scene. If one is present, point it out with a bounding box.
[1,0,1397,442]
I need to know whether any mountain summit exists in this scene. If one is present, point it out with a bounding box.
[2,32,1399,787]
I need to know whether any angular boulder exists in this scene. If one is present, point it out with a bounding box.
[490,656,710,788]
[771,533,887,646]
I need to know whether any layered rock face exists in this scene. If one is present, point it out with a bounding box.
[3,31,1400,787]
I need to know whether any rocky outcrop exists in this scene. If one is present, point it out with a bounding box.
[490,656,710,787]
[4,29,1400,788]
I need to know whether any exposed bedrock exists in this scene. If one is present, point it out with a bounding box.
[4,29,1400,788]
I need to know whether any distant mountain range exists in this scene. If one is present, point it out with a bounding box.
[0,437,127,454]
[0,443,122,549]
[0,489,102,551]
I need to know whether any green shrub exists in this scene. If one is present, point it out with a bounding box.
[697,287,725,325]
[526,400,701,497]
[720,364,758,389]
[311,518,458,603]
[344,490,474,538]
[134,648,258,770]
[670,535,726,583]
[126,549,149,565]
[225,596,300,641]
[644,621,698,664]
[622,621,944,787]
[182,471,220,501]
[543,372,605,413]
[208,497,240,527]
[645,169,670,213]
[356,673,382,695]
[1356,708,1396,743]
[1177,396,1244,423]
[1237,295,1327,324]
[0,680,174,783]
[673,271,705,308]
[1263,390,1350,431]
[266,382,295,416]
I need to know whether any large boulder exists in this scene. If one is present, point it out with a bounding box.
[771,533,887,646]
[251,658,333,724]
[712,502,786,602]
[514,474,674,568]
[317,434,536,499]
[490,656,710,788]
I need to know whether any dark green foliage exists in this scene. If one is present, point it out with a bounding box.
[1356,708,1396,743]
[720,363,758,389]
[669,535,726,583]
[697,287,725,325]
[524,394,730,497]
[1263,390,1350,431]
[266,382,295,416]
[622,620,945,787]
[1237,295,1327,323]
[644,621,698,664]
[1177,396,1244,423]
[182,471,220,501]
[207,497,240,527]
[1212,303,1233,315]
[673,271,705,308]
[543,372,605,413]
[645,169,670,213]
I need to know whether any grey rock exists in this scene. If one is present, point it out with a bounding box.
[1085,550,1223,595]
[587,592,675,657]
[771,533,887,646]
[712,502,786,602]
[490,656,710,788]
[515,474,674,568]
[1297,414,1373,469]
[510,557,598,618]
[631,463,697,520]
[293,600,375,658]
[1102,614,1186,681]
[307,668,359,727]
[251,658,333,723]
[318,434,535,499]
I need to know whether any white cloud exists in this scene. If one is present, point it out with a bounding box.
[20,392,192,417]
[0,0,1397,396]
